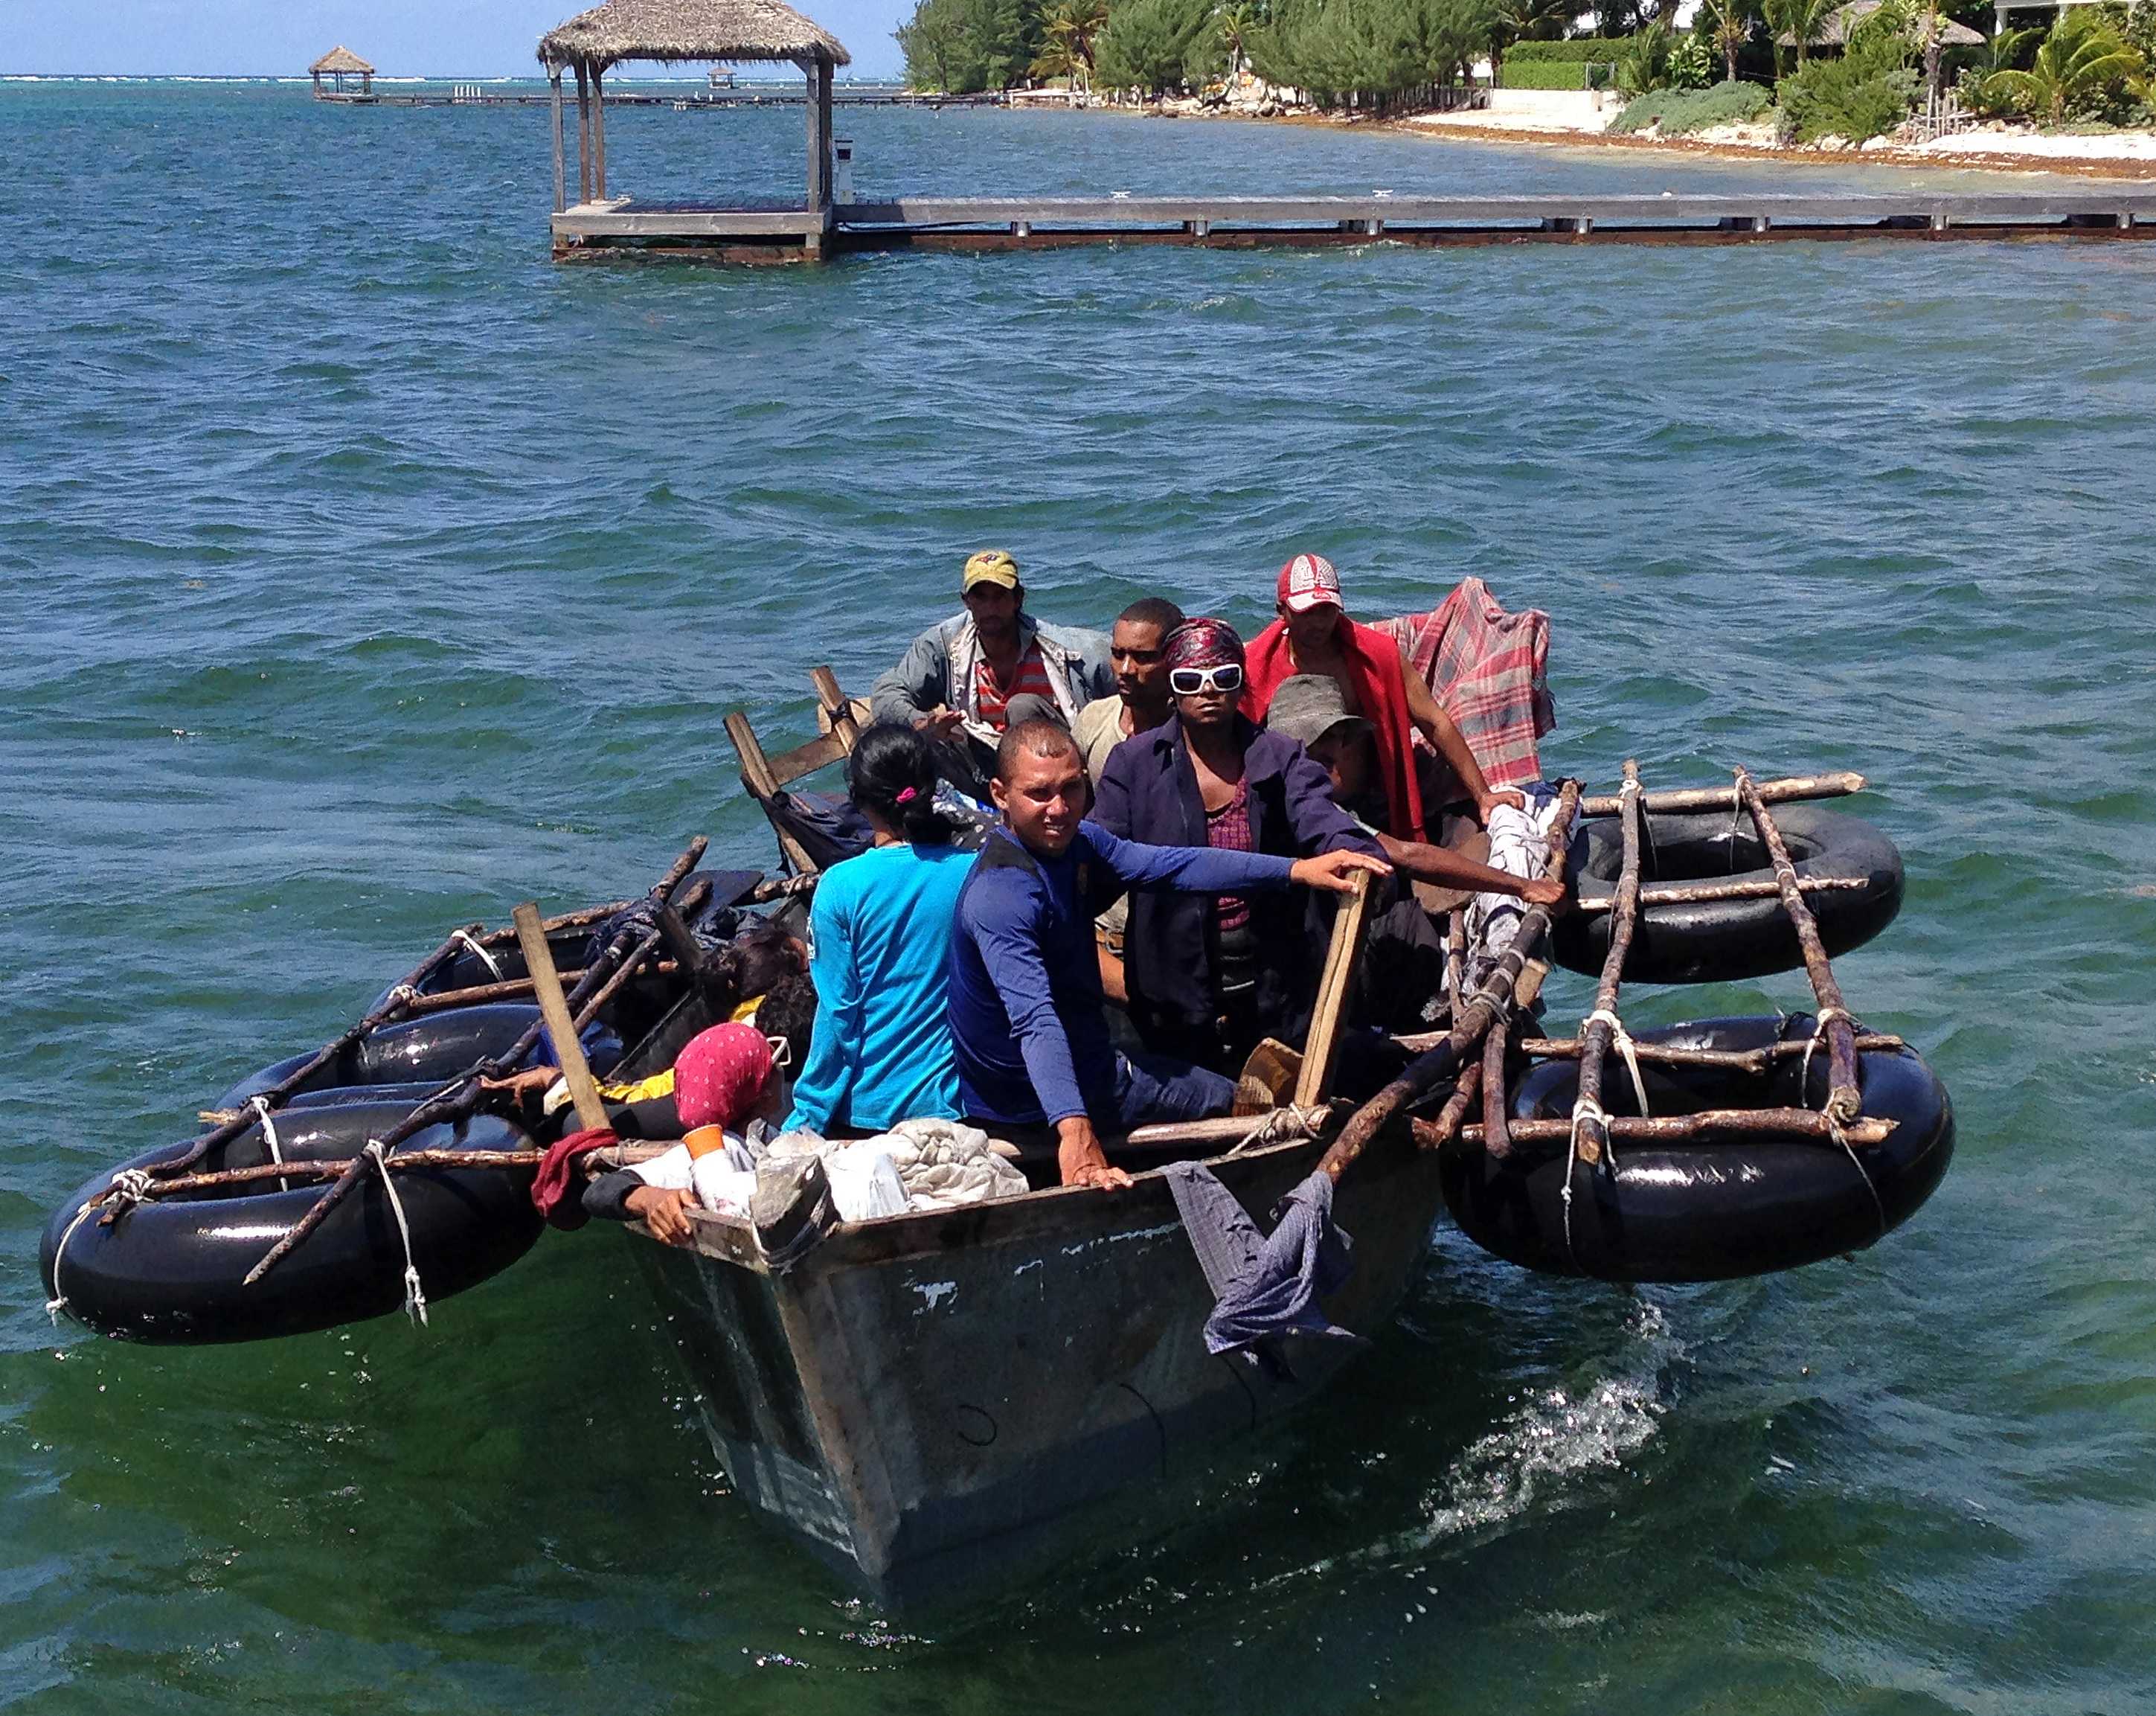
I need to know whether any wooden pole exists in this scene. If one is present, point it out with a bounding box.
[550,69,566,212]
[1294,869,1373,1107]
[514,903,610,1131]
[1319,779,1582,1185]
[1573,758,1643,1167]
[1440,1108,1898,1149]
[1517,1032,1903,1070]
[1123,1107,1328,1148]
[1479,1017,1511,1159]
[472,836,709,947]
[240,909,670,1284]
[150,926,478,1179]
[575,62,592,205]
[1579,770,1864,819]
[1734,766,1861,1122]
[1573,874,1869,914]
[592,65,609,201]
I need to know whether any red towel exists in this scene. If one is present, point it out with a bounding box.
[530,1126,619,1230]
[1374,579,1556,793]
[1246,615,1428,842]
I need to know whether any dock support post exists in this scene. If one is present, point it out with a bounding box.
[1931,211,1949,231]
[549,69,566,213]
[804,55,833,213]
[1012,220,1032,238]
[1186,218,1210,238]
[574,63,592,205]
[592,66,609,201]
[2120,211,2136,230]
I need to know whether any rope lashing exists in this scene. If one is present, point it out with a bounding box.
[48,1168,156,1323]
[251,1095,290,1194]
[1562,1095,1610,1267]
[1583,1006,1651,1121]
[452,929,504,984]
[1798,1005,1854,1102]
[364,1139,429,1328]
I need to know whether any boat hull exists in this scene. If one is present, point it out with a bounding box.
[630,1117,1442,1604]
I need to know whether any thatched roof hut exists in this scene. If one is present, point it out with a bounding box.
[536,0,852,234]
[1777,0,1983,48]
[538,0,850,71]
[308,45,376,95]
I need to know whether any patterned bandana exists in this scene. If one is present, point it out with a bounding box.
[1163,617,1245,673]
[672,1022,776,1133]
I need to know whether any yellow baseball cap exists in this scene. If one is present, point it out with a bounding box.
[963,549,1021,592]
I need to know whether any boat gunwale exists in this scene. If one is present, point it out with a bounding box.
[661,1124,1342,1275]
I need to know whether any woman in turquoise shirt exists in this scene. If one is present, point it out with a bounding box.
[783,723,978,1136]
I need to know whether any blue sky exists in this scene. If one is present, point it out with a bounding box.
[8,0,911,79]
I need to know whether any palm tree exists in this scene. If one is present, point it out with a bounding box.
[1981,22,2143,127]
[1219,1,1257,83]
[1764,0,1835,69]
[1701,0,1754,83]
[1030,0,1110,91]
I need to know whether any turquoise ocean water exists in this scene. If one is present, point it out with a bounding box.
[4,80,2156,1711]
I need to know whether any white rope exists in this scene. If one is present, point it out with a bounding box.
[1828,1115,1889,1237]
[365,1140,429,1328]
[1231,1105,1312,1156]
[453,929,504,983]
[1562,1096,1609,1267]
[1798,1005,1854,1100]
[45,1168,155,1324]
[1583,1006,1651,1121]
[251,1095,290,1194]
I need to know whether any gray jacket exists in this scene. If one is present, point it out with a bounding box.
[869,612,1115,745]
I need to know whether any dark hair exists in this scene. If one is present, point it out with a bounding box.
[757,969,818,1078]
[995,717,1082,785]
[1117,597,1185,635]
[848,721,958,845]
[732,921,805,999]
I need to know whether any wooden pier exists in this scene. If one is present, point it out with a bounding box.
[551,189,2156,262]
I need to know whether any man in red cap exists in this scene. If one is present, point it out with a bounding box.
[1245,552,1520,843]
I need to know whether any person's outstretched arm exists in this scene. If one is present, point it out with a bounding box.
[1401,670,1521,817]
[1083,824,1388,897]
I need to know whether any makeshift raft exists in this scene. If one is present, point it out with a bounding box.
[40,690,1953,1604]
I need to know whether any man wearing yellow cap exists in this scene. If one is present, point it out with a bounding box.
[870,549,1114,794]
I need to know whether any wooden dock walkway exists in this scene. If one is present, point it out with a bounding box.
[551,190,2156,260]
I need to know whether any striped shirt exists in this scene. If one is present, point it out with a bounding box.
[974,641,1056,730]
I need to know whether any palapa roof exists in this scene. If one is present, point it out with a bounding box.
[538,0,851,69]
[309,45,376,74]
[1777,0,1982,47]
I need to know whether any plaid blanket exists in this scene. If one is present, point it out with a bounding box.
[1376,579,1556,793]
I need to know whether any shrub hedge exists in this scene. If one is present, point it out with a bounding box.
[1500,58,1601,86]
[1608,78,1773,132]
[1504,37,1635,60]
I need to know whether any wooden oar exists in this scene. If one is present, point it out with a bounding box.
[1294,868,1374,1107]
[513,903,609,1133]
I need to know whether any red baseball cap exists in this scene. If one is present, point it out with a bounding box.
[1277,552,1342,615]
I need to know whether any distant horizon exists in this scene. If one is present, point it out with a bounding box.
[4,1,911,81]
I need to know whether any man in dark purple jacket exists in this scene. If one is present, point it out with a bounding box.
[1093,618,1387,1073]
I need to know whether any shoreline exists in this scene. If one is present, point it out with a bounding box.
[1097,97,2156,182]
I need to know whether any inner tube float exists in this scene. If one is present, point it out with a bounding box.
[40,1098,542,1345]
[1551,805,1903,985]
[1438,1015,1953,1282]
[211,1004,623,1112]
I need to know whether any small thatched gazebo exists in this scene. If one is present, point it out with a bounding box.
[538,0,852,225]
[309,45,376,97]
[1776,0,1983,48]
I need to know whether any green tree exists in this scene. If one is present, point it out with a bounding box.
[1095,0,1218,92]
[1030,0,1110,86]
[896,0,1032,91]
[1980,12,2143,124]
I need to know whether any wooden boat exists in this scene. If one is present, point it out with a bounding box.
[626,1110,1440,1605]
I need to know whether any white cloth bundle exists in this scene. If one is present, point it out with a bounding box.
[629,1141,758,1217]
[1467,782,1564,987]
[754,1118,1027,1220]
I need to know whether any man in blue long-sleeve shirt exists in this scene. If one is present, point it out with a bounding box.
[950,720,1390,1190]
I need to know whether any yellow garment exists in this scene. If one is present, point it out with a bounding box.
[541,1067,676,1116]
[730,995,764,1025]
